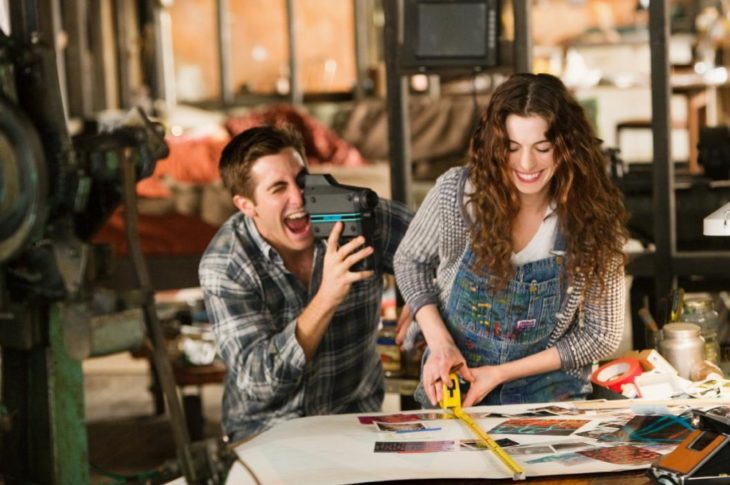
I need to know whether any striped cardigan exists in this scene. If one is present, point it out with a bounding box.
[394,166,625,377]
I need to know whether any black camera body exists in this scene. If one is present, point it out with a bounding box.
[297,172,379,271]
[650,406,730,484]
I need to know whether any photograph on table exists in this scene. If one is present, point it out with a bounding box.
[375,421,429,432]
[604,414,694,444]
[575,419,631,440]
[552,440,597,451]
[526,451,596,466]
[488,418,591,436]
[503,440,597,458]
[526,405,582,416]
[577,444,662,466]
[506,444,555,455]
[459,438,519,450]
[358,412,443,425]
[373,440,455,453]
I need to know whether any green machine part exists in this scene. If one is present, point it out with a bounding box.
[1,302,89,484]
[0,10,89,483]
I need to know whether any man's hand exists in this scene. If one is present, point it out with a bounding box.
[318,222,374,308]
[421,343,474,406]
[297,222,375,362]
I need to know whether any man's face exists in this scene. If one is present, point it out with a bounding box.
[234,148,313,254]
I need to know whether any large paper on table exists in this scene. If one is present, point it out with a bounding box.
[231,401,691,484]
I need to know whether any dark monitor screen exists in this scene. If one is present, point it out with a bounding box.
[416,3,487,58]
[401,0,498,71]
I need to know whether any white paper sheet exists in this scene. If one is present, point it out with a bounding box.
[231,401,687,484]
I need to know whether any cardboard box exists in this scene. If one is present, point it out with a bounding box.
[623,349,678,375]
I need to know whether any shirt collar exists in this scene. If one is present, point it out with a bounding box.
[242,216,281,263]
[544,201,557,220]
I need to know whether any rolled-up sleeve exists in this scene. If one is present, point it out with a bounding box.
[200,257,306,404]
[554,257,626,369]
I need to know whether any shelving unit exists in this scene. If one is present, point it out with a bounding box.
[643,0,730,314]
[383,0,729,350]
[383,0,531,207]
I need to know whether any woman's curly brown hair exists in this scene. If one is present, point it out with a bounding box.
[467,73,629,291]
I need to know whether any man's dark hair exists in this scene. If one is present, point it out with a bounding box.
[219,125,306,198]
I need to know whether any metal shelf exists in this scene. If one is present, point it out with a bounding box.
[384,0,531,207]
[648,0,730,302]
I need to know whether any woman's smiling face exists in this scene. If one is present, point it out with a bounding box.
[505,114,556,203]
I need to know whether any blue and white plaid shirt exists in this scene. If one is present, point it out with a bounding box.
[199,199,412,440]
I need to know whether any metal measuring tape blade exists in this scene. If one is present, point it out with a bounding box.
[440,373,526,480]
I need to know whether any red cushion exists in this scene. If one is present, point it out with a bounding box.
[93,208,219,256]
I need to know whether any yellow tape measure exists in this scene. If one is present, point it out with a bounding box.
[441,373,525,480]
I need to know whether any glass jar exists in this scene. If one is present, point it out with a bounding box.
[658,323,705,379]
[683,296,721,365]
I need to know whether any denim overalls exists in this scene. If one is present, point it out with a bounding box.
[415,232,591,408]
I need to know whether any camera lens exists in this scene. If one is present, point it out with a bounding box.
[352,189,378,210]
[295,171,307,190]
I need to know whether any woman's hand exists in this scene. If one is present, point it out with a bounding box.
[421,343,474,406]
[394,305,412,346]
[459,348,562,407]
[461,365,505,407]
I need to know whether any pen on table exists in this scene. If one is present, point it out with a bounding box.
[395,427,442,434]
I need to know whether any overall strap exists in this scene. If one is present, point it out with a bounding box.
[553,230,566,253]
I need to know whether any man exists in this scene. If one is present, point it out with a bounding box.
[199,125,412,441]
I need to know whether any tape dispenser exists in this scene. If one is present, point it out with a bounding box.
[650,406,730,484]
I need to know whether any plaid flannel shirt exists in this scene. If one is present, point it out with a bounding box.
[200,199,412,440]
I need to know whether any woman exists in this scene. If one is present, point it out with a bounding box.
[394,73,629,408]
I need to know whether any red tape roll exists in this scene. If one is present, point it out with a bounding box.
[591,357,643,393]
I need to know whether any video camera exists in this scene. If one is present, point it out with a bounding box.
[650,406,730,484]
[296,172,379,271]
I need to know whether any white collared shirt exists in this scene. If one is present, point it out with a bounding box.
[511,203,558,266]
